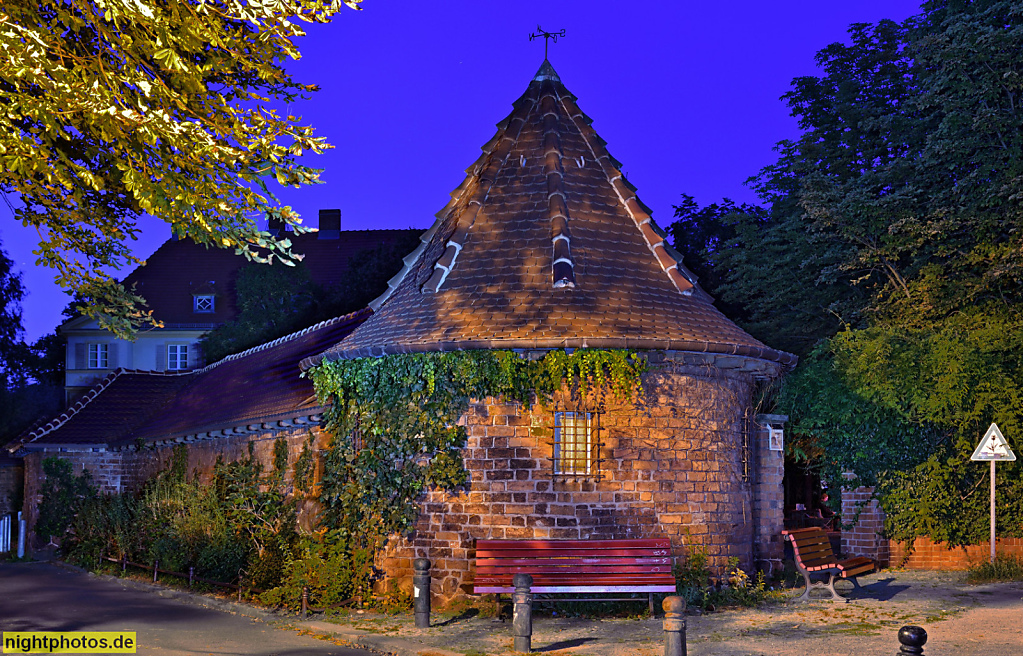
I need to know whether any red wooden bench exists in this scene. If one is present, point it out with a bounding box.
[782,527,874,602]
[473,538,677,614]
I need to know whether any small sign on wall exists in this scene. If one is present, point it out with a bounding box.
[768,427,784,452]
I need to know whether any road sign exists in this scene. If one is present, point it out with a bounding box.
[970,423,1016,461]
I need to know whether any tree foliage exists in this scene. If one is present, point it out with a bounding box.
[0,0,361,338]
[199,231,420,363]
[669,1,1023,545]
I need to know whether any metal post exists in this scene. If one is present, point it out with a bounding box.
[302,586,309,618]
[413,558,432,628]
[991,460,997,565]
[0,514,9,553]
[153,560,158,583]
[511,573,533,653]
[189,567,194,589]
[898,625,927,655]
[662,596,687,656]
[122,554,127,572]
[16,512,25,559]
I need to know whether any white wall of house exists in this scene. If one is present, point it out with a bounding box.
[62,317,207,403]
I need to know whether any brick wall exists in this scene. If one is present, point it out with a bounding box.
[889,536,1023,569]
[19,428,321,550]
[752,415,786,575]
[378,359,778,603]
[839,479,889,565]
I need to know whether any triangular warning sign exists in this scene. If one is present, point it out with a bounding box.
[971,423,1016,461]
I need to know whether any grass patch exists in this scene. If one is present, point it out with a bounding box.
[965,555,1023,583]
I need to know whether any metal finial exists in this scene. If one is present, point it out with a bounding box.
[529,25,566,60]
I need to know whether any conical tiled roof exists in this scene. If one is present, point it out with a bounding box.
[303,62,796,369]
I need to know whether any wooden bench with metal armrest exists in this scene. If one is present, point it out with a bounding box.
[782,527,874,602]
[473,538,677,614]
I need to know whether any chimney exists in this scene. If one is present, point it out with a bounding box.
[318,209,341,240]
[267,216,287,236]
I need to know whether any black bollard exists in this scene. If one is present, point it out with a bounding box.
[512,573,533,653]
[302,586,309,617]
[189,567,194,589]
[662,596,687,656]
[413,558,432,628]
[897,626,927,655]
[153,560,159,583]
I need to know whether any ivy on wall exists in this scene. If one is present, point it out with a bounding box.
[306,349,646,544]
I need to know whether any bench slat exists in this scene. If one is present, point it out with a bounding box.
[477,539,670,550]
[793,540,834,556]
[475,585,677,594]
[476,548,671,558]
[478,565,673,575]
[476,556,671,567]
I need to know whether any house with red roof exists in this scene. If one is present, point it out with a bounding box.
[11,61,797,600]
[60,211,415,403]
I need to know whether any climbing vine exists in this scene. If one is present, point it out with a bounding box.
[306,349,646,544]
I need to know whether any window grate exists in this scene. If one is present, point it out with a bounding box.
[552,410,603,480]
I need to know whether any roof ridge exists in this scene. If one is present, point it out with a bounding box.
[194,307,372,375]
[19,369,124,447]
[368,93,538,309]
[556,93,698,297]
[421,89,538,294]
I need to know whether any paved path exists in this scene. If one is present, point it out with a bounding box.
[0,562,373,656]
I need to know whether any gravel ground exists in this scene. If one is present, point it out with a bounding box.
[310,570,1023,656]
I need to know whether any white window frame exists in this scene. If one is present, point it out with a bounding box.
[554,411,592,476]
[167,344,189,371]
[87,343,108,369]
[193,294,215,313]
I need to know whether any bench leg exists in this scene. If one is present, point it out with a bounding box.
[648,592,654,617]
[823,572,847,603]
[794,569,848,603]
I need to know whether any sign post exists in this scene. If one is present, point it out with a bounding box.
[970,423,1016,564]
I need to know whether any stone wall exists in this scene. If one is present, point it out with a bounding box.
[19,427,321,550]
[0,459,23,517]
[752,415,786,575]
[379,360,778,603]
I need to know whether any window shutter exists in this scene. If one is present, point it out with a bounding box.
[155,343,166,370]
[108,343,119,369]
[74,343,86,370]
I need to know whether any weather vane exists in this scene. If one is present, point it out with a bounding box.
[529,26,565,60]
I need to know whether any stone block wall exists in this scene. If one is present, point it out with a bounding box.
[19,427,322,550]
[379,359,773,603]
[752,415,786,574]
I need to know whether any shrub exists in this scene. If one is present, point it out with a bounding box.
[260,529,374,609]
[966,555,1023,583]
[37,458,96,542]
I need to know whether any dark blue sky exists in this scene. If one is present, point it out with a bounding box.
[5,0,923,341]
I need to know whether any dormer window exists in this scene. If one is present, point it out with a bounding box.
[194,294,215,313]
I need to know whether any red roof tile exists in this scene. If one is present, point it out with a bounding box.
[12,310,370,450]
[304,62,796,370]
[120,230,416,327]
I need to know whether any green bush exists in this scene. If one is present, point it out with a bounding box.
[673,549,777,611]
[37,458,97,542]
[260,529,374,609]
[966,555,1023,583]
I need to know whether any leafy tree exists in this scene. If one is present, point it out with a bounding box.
[199,231,421,363]
[0,0,361,339]
[669,1,1023,545]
